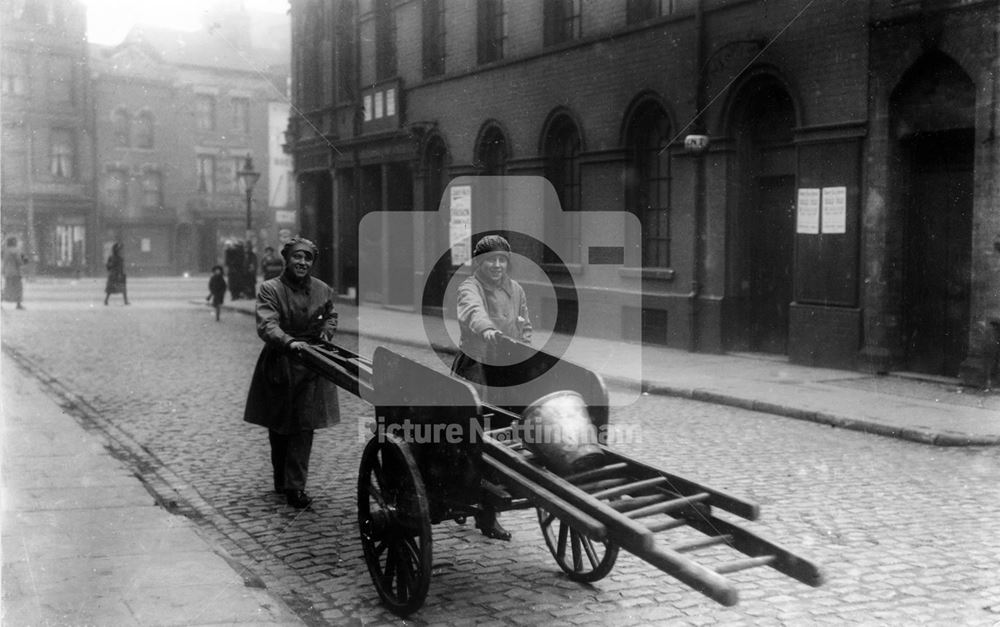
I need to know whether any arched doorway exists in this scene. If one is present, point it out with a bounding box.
[890,52,975,377]
[728,75,797,354]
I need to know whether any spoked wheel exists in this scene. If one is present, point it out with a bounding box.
[358,434,432,616]
[537,507,619,582]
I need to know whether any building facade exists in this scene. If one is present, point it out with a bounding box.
[285,0,1000,385]
[1,0,96,275]
[90,17,291,275]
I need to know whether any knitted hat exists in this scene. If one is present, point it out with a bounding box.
[472,235,511,260]
[281,237,318,261]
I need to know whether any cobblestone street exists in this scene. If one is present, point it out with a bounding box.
[2,279,999,625]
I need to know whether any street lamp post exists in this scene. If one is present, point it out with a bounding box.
[236,155,261,298]
[237,155,261,240]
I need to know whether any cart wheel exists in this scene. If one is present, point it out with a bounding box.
[537,507,618,582]
[358,434,432,616]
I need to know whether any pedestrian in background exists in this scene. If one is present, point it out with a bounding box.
[2,236,28,310]
[243,237,340,509]
[104,242,129,306]
[206,265,227,321]
[260,246,284,280]
[246,244,258,295]
[452,234,533,541]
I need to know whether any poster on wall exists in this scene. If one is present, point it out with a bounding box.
[449,185,472,265]
[821,186,847,234]
[268,102,294,209]
[796,188,820,234]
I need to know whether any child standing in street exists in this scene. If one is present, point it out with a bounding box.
[207,265,227,321]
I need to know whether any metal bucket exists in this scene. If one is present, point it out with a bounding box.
[521,390,604,476]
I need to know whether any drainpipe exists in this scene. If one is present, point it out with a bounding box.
[689,0,708,352]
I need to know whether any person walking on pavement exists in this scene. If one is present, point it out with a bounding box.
[260,246,284,281]
[243,237,340,509]
[452,234,533,540]
[2,236,28,310]
[104,242,129,306]
[206,265,227,321]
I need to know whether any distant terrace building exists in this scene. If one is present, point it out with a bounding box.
[1,0,96,275]
[90,10,292,275]
[285,0,1000,386]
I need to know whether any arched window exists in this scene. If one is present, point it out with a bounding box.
[543,114,581,262]
[475,124,508,231]
[625,101,671,268]
[112,108,130,147]
[134,111,154,148]
[477,125,507,174]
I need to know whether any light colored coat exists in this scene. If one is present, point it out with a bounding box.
[452,271,532,383]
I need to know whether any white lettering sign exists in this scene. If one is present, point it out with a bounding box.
[796,188,820,234]
[449,185,473,265]
[450,185,471,214]
[821,186,847,234]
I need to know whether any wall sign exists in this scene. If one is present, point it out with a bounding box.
[449,185,472,265]
[796,188,820,234]
[821,186,847,234]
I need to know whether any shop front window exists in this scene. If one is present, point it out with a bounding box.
[54,224,86,268]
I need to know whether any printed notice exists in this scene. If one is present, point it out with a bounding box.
[821,186,847,234]
[797,188,820,234]
[450,185,471,215]
[450,185,472,265]
[450,222,471,265]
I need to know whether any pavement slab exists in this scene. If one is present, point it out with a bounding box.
[1,350,304,627]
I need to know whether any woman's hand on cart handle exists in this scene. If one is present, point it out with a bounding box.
[483,329,503,345]
[288,340,308,354]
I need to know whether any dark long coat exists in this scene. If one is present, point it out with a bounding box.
[105,252,126,294]
[243,273,340,433]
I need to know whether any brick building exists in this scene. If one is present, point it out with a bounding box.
[90,11,292,276]
[1,0,96,275]
[285,0,1000,385]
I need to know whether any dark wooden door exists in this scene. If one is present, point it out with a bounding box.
[904,130,973,376]
[386,162,415,306]
[744,174,795,353]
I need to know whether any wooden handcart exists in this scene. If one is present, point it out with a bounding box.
[298,339,822,616]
